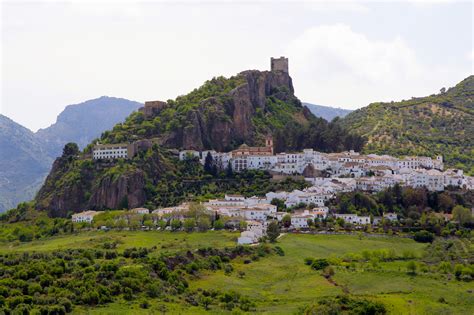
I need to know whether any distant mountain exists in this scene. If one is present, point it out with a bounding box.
[341,75,474,174]
[36,96,142,157]
[303,103,352,121]
[0,115,53,212]
[0,97,142,212]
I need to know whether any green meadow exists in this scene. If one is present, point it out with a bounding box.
[1,231,472,314]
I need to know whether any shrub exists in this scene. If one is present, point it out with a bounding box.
[311,259,330,270]
[414,230,434,243]
[273,246,285,256]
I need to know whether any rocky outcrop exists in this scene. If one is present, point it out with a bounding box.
[35,145,171,216]
[88,170,146,210]
[163,70,296,151]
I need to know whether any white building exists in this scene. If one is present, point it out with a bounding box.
[335,214,370,225]
[130,208,150,214]
[72,210,99,223]
[93,143,133,160]
[238,220,265,244]
[291,215,312,229]
[383,212,398,222]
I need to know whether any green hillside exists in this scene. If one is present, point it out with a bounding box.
[341,76,474,174]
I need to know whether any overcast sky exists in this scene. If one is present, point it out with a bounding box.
[1,0,473,131]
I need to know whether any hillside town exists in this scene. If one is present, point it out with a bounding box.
[85,138,474,244]
[177,138,473,192]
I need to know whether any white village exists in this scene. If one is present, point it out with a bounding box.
[74,138,474,245]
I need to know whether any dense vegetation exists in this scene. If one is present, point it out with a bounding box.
[341,75,474,174]
[0,243,278,314]
[331,185,473,219]
[326,185,473,236]
[97,76,247,146]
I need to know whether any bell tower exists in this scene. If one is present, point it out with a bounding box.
[265,136,274,154]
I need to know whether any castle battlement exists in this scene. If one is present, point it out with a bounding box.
[271,56,289,73]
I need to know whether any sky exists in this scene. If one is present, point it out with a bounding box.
[1,0,473,132]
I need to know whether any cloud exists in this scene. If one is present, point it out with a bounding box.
[286,24,454,109]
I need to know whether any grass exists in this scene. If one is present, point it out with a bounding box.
[0,230,238,254]
[1,231,472,314]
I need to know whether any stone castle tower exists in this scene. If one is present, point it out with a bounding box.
[271,56,289,73]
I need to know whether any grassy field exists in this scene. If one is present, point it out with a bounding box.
[0,230,237,254]
[1,231,472,314]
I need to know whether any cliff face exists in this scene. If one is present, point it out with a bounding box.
[163,70,295,151]
[35,145,173,217]
[88,170,146,210]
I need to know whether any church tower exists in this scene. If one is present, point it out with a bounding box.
[265,136,274,154]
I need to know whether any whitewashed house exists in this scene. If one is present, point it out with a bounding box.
[72,211,99,223]
[131,208,150,214]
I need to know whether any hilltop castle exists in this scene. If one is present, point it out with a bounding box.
[271,56,289,73]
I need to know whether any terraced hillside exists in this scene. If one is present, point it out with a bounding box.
[341,76,474,174]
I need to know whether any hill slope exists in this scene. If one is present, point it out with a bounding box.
[36,68,364,216]
[341,75,474,174]
[303,103,352,121]
[0,115,53,212]
[36,96,141,156]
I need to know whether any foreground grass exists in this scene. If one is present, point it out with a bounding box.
[1,231,472,314]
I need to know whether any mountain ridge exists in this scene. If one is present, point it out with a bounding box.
[303,103,352,121]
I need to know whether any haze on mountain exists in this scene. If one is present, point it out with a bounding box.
[0,97,141,212]
[0,115,53,212]
[303,103,352,121]
[36,96,142,157]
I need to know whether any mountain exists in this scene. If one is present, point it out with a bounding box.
[0,97,142,213]
[341,75,474,174]
[35,66,365,216]
[0,115,53,212]
[303,103,352,121]
[36,96,142,156]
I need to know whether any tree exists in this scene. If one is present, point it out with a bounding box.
[311,258,330,270]
[282,214,292,228]
[438,193,454,211]
[406,261,417,275]
[214,219,224,230]
[452,205,472,226]
[271,198,286,211]
[171,219,181,231]
[62,142,79,157]
[204,152,217,176]
[197,217,211,232]
[266,221,280,243]
[414,230,434,243]
[183,218,195,232]
[225,162,234,178]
